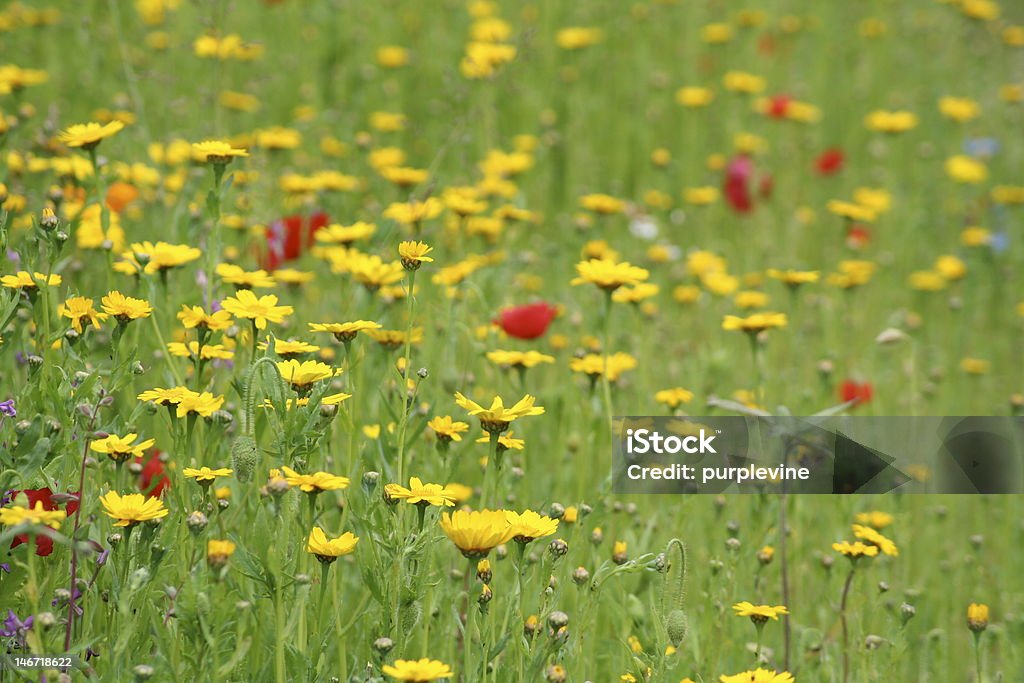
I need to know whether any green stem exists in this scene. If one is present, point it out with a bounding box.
[396,270,417,487]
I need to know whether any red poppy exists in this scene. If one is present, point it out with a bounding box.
[766,94,792,119]
[137,451,171,498]
[846,225,871,249]
[815,148,845,176]
[9,487,80,557]
[261,211,329,270]
[723,154,754,214]
[840,380,873,406]
[494,302,558,340]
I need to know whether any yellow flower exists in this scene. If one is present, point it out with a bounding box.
[0,501,66,529]
[207,539,236,566]
[675,86,715,108]
[367,328,424,349]
[702,22,734,44]
[130,241,202,273]
[832,540,880,559]
[0,65,49,92]
[505,509,559,543]
[945,155,988,184]
[960,227,991,247]
[59,296,108,333]
[428,416,470,442]
[734,290,768,309]
[281,466,349,493]
[315,222,377,245]
[967,603,989,632]
[579,193,626,214]
[306,527,359,563]
[683,186,719,205]
[100,491,169,527]
[177,305,233,331]
[175,392,225,417]
[383,197,443,225]
[723,70,765,94]
[854,511,894,530]
[137,386,193,406]
[908,271,946,292]
[221,290,294,329]
[349,254,406,290]
[1,271,62,290]
[960,357,990,375]
[384,477,459,507]
[556,26,604,50]
[398,241,434,270]
[719,669,794,683]
[474,431,525,451]
[827,200,876,223]
[381,658,453,682]
[853,187,892,214]
[309,320,382,342]
[183,466,234,483]
[732,601,789,623]
[439,509,512,558]
[938,97,981,123]
[276,359,340,389]
[58,121,125,149]
[100,291,153,322]
[376,45,410,68]
[613,283,660,304]
[90,433,155,463]
[722,312,787,334]
[216,263,276,289]
[851,524,899,556]
[766,269,819,287]
[192,140,249,163]
[259,338,320,357]
[864,109,918,133]
[486,350,555,369]
[569,353,638,382]
[380,166,429,187]
[255,126,301,150]
[655,388,694,409]
[572,258,650,291]
[454,392,544,432]
[168,340,234,360]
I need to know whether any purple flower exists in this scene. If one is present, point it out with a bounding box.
[6,249,20,266]
[0,563,9,573]
[96,548,111,567]
[1,610,34,647]
[52,587,84,617]
[0,399,15,417]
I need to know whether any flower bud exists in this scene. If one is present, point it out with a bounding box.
[967,603,989,633]
[230,436,258,483]
[547,610,569,630]
[372,637,394,655]
[665,609,688,646]
[186,510,208,533]
[545,664,567,683]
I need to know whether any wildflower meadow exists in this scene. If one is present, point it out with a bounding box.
[1,0,1023,681]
